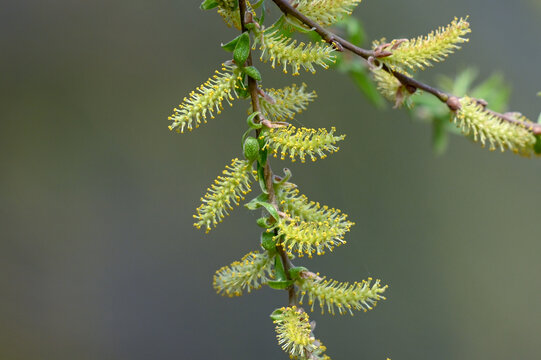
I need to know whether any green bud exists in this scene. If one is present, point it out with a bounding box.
[243,136,260,161]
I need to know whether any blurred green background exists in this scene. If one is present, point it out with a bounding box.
[1,1,541,359]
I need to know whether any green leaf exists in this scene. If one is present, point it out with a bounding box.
[200,0,219,10]
[270,308,284,321]
[261,231,277,252]
[258,147,268,168]
[222,34,243,52]
[259,201,279,221]
[288,266,307,281]
[534,135,541,155]
[267,280,293,290]
[234,32,250,66]
[244,193,280,221]
[244,66,262,81]
[274,255,287,281]
[537,112,541,124]
[257,163,268,194]
[246,111,262,129]
[256,217,273,228]
[245,193,269,210]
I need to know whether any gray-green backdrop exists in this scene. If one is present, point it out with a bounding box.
[1,1,541,359]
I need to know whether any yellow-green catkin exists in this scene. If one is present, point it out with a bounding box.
[289,0,362,27]
[276,213,352,257]
[260,125,345,163]
[273,306,327,359]
[213,251,274,297]
[298,274,388,315]
[256,27,335,75]
[168,63,241,133]
[193,158,253,232]
[377,17,471,72]
[453,96,537,155]
[259,83,317,121]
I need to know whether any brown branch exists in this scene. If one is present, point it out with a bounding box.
[239,0,298,307]
[270,0,541,135]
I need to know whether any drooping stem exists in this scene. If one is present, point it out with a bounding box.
[239,0,298,307]
[270,0,541,135]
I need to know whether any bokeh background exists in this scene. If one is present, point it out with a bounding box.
[2,1,541,359]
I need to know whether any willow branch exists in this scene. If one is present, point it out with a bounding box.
[271,0,541,135]
[239,0,298,307]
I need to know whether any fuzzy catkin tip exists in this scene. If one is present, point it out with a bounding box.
[213,251,274,297]
[193,158,253,232]
[169,63,241,133]
[453,96,537,156]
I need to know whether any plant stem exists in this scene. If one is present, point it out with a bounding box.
[239,0,298,307]
[271,0,541,135]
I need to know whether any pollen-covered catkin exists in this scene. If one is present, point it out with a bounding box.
[298,274,387,315]
[193,158,253,232]
[377,17,471,72]
[273,306,323,359]
[288,0,362,27]
[453,96,537,155]
[168,63,241,133]
[260,125,345,163]
[213,251,274,296]
[259,83,317,121]
[255,27,335,75]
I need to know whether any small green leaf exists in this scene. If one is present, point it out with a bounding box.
[245,193,269,210]
[274,255,287,281]
[257,163,268,194]
[268,280,293,290]
[537,112,541,124]
[288,266,307,281]
[256,217,272,228]
[260,201,279,221]
[261,231,277,252]
[234,32,250,66]
[222,34,243,52]
[270,308,284,320]
[244,66,262,81]
[245,193,280,222]
[247,111,262,129]
[200,0,219,10]
[534,135,541,155]
[236,86,249,99]
[258,147,268,168]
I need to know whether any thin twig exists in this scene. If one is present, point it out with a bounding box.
[271,0,541,135]
[239,0,298,307]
